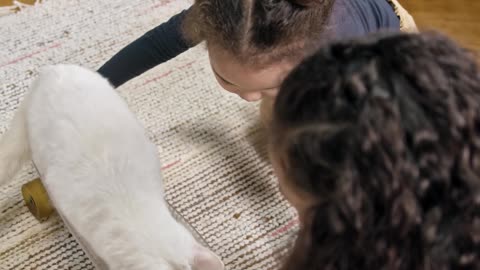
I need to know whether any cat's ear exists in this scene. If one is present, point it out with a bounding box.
[191,244,224,270]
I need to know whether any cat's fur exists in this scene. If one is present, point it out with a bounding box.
[0,64,224,270]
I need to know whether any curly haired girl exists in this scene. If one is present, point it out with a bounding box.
[271,31,480,269]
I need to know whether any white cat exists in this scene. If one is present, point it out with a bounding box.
[0,64,224,270]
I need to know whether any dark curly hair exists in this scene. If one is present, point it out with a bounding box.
[272,31,480,270]
[182,0,334,65]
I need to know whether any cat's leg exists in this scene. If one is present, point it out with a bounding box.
[0,100,31,186]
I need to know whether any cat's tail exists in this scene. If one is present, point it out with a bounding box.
[0,100,31,187]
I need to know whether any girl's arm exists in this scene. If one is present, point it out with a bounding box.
[98,9,196,88]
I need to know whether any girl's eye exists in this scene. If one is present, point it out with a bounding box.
[221,78,234,86]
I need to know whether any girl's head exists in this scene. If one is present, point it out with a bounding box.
[183,0,334,101]
[270,32,480,269]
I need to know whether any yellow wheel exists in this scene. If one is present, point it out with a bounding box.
[21,178,54,221]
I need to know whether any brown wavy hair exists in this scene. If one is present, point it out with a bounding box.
[182,0,335,65]
[272,31,480,269]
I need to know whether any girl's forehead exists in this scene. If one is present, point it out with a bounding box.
[208,46,295,86]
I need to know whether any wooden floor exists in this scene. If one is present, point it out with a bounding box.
[0,0,478,53]
[402,0,480,54]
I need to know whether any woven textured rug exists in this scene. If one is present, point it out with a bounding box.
[0,0,298,269]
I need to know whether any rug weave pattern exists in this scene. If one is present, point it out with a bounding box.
[0,0,298,269]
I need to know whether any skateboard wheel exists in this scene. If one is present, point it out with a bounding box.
[21,178,54,221]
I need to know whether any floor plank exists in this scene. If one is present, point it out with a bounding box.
[401,0,480,53]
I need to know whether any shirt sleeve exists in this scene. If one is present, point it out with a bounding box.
[97,8,196,88]
[326,0,400,41]
[364,0,401,30]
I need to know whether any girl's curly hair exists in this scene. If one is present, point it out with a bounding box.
[272,31,480,270]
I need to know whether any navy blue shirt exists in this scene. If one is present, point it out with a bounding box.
[98,0,399,87]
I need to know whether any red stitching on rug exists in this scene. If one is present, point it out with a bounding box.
[177,60,196,70]
[270,218,299,237]
[0,43,61,68]
[161,159,181,170]
[141,60,198,86]
[150,0,172,10]
[142,70,173,86]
